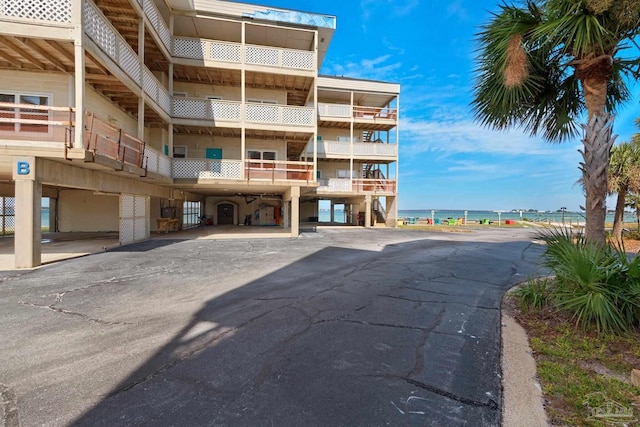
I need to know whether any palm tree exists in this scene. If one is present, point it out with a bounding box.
[473,0,640,245]
[608,139,640,245]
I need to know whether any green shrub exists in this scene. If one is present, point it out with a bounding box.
[623,230,640,240]
[512,277,551,311]
[539,228,640,335]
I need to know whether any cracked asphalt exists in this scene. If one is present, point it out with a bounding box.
[0,227,545,426]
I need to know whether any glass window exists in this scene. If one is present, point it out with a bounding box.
[0,93,49,133]
[262,151,276,161]
[173,145,187,158]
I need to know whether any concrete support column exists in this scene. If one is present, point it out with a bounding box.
[283,202,290,229]
[364,194,372,228]
[13,157,41,268]
[284,186,300,237]
[386,196,398,227]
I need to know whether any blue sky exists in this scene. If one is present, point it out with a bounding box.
[252,0,640,212]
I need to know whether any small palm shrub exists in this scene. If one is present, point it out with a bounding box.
[539,228,640,335]
[512,277,551,311]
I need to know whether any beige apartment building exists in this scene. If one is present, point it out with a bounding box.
[0,0,400,268]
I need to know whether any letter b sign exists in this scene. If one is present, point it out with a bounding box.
[17,161,30,175]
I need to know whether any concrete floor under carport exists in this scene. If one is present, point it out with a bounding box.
[0,225,295,270]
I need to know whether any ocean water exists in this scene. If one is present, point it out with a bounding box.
[318,209,638,224]
[397,209,638,224]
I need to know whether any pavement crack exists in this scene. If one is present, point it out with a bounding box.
[18,301,133,326]
[325,318,428,331]
[410,307,446,377]
[0,383,19,427]
[378,295,499,311]
[404,378,499,411]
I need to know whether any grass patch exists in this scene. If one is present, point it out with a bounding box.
[508,298,640,426]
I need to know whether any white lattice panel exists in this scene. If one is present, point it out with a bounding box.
[159,155,171,176]
[120,195,135,244]
[1,0,71,23]
[143,68,157,99]
[173,37,205,59]
[120,195,134,217]
[83,2,116,57]
[144,147,159,173]
[142,0,171,51]
[134,196,146,216]
[210,42,241,63]
[376,144,397,156]
[120,219,134,244]
[246,104,279,123]
[173,98,205,119]
[173,159,207,178]
[282,107,314,126]
[328,104,351,117]
[354,143,375,155]
[282,49,314,70]
[134,217,147,240]
[246,46,279,67]
[326,142,350,155]
[208,160,242,179]
[158,86,171,115]
[119,40,140,83]
[210,101,241,121]
[328,179,352,192]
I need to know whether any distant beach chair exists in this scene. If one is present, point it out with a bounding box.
[434,218,443,225]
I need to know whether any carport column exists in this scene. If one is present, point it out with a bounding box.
[284,186,300,236]
[13,157,42,268]
[364,194,372,228]
[386,196,398,227]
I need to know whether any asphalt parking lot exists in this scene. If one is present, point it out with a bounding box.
[0,227,546,426]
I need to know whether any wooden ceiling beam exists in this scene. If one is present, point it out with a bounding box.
[18,38,69,72]
[1,37,44,70]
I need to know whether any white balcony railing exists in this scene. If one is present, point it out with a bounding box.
[318,103,398,121]
[245,160,313,181]
[144,146,171,177]
[140,0,171,52]
[317,103,351,118]
[173,159,243,179]
[246,103,314,127]
[172,98,241,121]
[172,158,314,182]
[318,178,352,192]
[173,37,242,63]
[172,37,315,71]
[84,1,171,116]
[0,0,72,24]
[309,141,398,158]
[317,178,397,194]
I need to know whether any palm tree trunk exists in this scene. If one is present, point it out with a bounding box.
[580,113,616,246]
[612,188,627,247]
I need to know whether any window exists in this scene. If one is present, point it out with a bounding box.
[247,150,277,168]
[0,92,50,133]
[206,96,222,101]
[173,92,187,97]
[247,99,277,105]
[337,169,359,179]
[173,145,187,158]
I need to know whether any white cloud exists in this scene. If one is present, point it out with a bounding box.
[399,116,574,157]
[324,55,403,81]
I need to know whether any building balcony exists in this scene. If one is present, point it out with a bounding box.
[173,36,316,72]
[172,98,315,129]
[307,140,398,160]
[173,158,314,183]
[317,103,398,129]
[317,178,397,195]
